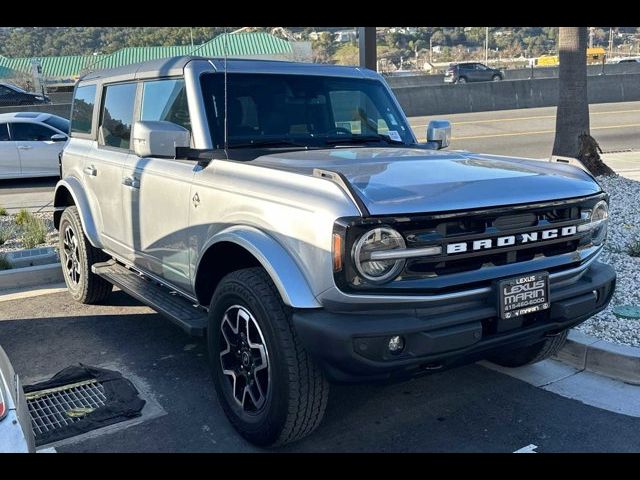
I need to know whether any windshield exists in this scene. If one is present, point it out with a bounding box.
[42,115,70,134]
[200,72,414,149]
[4,83,27,93]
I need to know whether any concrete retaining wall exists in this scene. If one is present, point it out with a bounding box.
[393,73,640,117]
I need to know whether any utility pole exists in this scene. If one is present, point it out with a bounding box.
[190,27,194,49]
[358,27,377,71]
[588,27,595,48]
[608,27,614,58]
[485,27,489,64]
[429,35,433,64]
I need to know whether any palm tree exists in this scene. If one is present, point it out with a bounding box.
[552,27,614,176]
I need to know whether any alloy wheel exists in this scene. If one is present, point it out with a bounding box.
[62,225,81,286]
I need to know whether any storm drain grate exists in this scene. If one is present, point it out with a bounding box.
[26,379,107,438]
[23,365,145,447]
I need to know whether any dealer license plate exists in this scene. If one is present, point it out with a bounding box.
[498,272,550,320]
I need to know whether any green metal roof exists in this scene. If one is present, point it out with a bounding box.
[0,32,294,80]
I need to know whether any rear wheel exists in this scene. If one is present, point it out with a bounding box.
[208,267,329,447]
[488,330,568,367]
[59,206,112,304]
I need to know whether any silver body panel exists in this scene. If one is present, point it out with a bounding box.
[0,346,35,453]
[55,56,605,310]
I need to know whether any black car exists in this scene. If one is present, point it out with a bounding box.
[444,62,503,84]
[0,82,50,107]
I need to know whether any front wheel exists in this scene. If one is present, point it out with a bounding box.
[492,74,502,81]
[488,330,568,368]
[457,77,467,84]
[208,267,329,447]
[59,206,112,304]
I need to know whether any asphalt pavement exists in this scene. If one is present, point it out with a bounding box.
[1,289,640,452]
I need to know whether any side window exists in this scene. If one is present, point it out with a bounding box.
[71,84,97,135]
[140,79,191,131]
[99,83,137,150]
[10,122,56,141]
[0,86,12,97]
[0,123,9,141]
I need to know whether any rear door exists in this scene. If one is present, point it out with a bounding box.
[9,121,62,177]
[0,123,20,178]
[83,82,137,257]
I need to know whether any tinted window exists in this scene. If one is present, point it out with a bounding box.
[100,83,137,150]
[140,79,191,131]
[201,73,412,148]
[0,123,9,141]
[71,85,97,135]
[11,122,56,141]
[0,86,12,97]
[42,116,70,134]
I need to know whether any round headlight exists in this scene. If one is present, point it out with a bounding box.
[591,200,608,245]
[352,227,406,284]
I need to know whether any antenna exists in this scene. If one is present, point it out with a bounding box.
[223,27,229,150]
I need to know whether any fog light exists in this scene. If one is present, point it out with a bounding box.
[388,335,405,354]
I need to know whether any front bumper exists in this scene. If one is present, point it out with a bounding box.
[293,261,616,383]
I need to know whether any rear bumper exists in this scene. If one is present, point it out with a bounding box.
[293,261,616,383]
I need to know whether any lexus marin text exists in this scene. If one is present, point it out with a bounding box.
[54,56,616,446]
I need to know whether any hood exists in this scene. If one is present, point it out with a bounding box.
[250,147,601,216]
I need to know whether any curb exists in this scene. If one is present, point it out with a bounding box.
[554,330,640,385]
[0,263,63,291]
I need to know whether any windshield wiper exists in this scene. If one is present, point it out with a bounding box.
[227,139,310,149]
[323,134,405,146]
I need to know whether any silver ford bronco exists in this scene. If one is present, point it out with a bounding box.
[54,56,616,446]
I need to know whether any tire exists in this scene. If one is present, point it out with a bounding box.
[488,330,568,368]
[208,267,329,447]
[59,206,112,304]
[457,77,467,84]
[492,74,502,81]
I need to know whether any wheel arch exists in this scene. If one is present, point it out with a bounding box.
[194,227,321,310]
[53,177,102,249]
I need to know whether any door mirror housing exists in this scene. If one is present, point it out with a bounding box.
[132,121,190,158]
[50,133,67,142]
[425,120,451,150]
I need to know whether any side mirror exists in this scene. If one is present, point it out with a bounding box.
[426,120,451,149]
[50,133,67,142]
[132,121,190,158]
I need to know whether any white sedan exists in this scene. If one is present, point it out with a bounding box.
[0,112,69,179]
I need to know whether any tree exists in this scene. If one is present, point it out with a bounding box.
[552,27,614,176]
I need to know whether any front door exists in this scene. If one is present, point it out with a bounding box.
[9,122,61,177]
[120,77,195,293]
[0,123,20,178]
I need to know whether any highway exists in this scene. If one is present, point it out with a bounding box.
[408,100,640,159]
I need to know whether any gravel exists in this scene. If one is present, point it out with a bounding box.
[0,211,57,256]
[576,174,640,347]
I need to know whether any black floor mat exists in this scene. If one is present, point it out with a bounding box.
[23,364,146,446]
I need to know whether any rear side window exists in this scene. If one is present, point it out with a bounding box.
[71,84,97,135]
[140,79,191,132]
[0,123,9,141]
[11,122,56,141]
[43,116,70,134]
[99,83,137,150]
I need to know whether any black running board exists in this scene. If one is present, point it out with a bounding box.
[92,260,207,336]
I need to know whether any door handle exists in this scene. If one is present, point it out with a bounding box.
[123,176,140,189]
[17,145,33,150]
[84,165,97,176]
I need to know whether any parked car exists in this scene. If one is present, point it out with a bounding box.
[0,112,69,179]
[444,62,504,83]
[0,345,35,453]
[0,82,50,107]
[615,57,640,64]
[55,56,615,447]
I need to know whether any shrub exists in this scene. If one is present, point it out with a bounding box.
[0,226,14,246]
[0,255,10,270]
[0,206,7,216]
[21,217,47,249]
[629,238,640,258]
[15,209,33,226]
